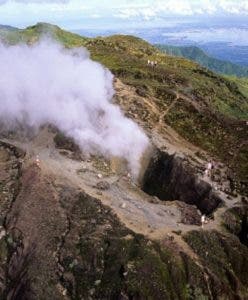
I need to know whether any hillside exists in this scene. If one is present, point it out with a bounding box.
[0,22,88,46]
[0,23,247,299]
[156,44,248,78]
[87,35,248,186]
[0,25,17,31]
[226,76,248,98]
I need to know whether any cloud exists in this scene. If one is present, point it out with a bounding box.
[115,0,248,20]
[90,13,101,19]
[0,39,149,177]
[114,7,156,20]
[0,0,68,3]
[218,0,248,14]
[0,0,247,28]
[164,27,248,46]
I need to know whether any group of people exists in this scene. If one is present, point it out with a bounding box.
[147,60,158,67]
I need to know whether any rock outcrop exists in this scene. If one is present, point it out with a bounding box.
[142,150,222,215]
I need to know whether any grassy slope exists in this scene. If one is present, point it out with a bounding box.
[1,23,247,185]
[226,76,248,98]
[156,44,248,77]
[0,22,88,46]
[85,35,248,119]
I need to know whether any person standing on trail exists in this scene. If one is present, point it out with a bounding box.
[205,161,212,177]
[35,155,40,167]
[201,215,206,228]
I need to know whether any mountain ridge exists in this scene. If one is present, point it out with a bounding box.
[156,44,248,77]
[0,24,18,31]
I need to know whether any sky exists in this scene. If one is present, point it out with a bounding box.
[0,0,248,30]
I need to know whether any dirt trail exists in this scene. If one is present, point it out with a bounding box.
[114,79,211,171]
[114,78,160,117]
[156,93,180,130]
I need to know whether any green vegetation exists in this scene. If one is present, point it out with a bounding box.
[223,206,248,246]
[226,76,248,98]
[184,230,248,298]
[157,44,248,77]
[82,34,247,185]
[0,22,88,46]
[83,36,248,120]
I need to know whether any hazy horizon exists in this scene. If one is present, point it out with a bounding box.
[1,1,248,65]
[0,0,247,30]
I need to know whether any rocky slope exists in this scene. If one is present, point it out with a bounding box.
[0,23,247,299]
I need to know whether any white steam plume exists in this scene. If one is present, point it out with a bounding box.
[0,39,149,177]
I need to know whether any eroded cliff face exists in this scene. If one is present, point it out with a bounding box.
[142,150,223,215]
[0,123,247,300]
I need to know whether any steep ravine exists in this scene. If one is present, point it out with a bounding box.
[142,149,223,215]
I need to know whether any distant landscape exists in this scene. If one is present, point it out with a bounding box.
[74,25,248,67]
[156,44,248,77]
[74,24,248,96]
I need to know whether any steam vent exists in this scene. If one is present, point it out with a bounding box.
[0,22,247,300]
